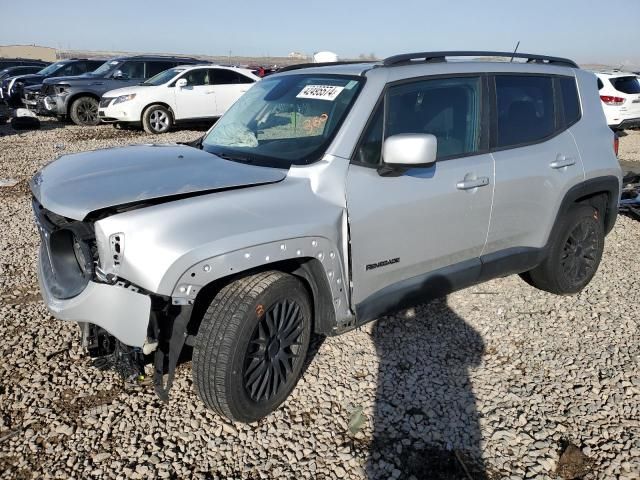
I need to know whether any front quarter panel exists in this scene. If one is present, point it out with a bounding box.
[94,155,354,325]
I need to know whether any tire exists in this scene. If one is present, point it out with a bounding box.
[521,205,604,295]
[193,271,312,423]
[69,96,99,126]
[142,105,172,134]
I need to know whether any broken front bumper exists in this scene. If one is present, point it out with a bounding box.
[37,251,151,347]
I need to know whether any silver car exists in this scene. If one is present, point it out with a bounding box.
[31,51,622,422]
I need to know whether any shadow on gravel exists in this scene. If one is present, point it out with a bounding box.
[367,296,487,480]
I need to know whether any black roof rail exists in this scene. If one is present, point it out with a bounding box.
[383,51,579,68]
[277,60,375,73]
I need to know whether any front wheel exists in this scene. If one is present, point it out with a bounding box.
[520,205,604,294]
[192,271,312,423]
[69,96,99,126]
[142,105,172,134]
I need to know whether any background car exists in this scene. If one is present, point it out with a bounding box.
[3,58,104,108]
[0,65,49,101]
[36,55,200,126]
[0,58,49,69]
[0,64,49,81]
[99,64,258,133]
[594,71,640,130]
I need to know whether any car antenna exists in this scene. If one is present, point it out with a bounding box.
[509,41,520,62]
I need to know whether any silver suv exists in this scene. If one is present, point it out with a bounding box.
[31,51,622,422]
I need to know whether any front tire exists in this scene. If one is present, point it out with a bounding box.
[521,205,604,294]
[69,96,99,126]
[193,271,312,423]
[142,105,172,134]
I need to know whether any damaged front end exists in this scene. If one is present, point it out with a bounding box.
[33,197,193,400]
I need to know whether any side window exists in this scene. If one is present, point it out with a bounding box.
[181,69,208,86]
[211,69,254,85]
[87,61,103,72]
[355,104,384,165]
[559,77,581,128]
[495,75,554,148]
[386,76,481,159]
[597,78,604,90]
[60,62,84,76]
[118,61,145,79]
[145,61,174,78]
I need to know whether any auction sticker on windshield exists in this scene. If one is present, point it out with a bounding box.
[297,85,345,101]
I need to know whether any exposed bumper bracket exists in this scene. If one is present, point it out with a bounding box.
[153,305,193,401]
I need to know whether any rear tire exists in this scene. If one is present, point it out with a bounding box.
[520,205,604,294]
[142,105,172,134]
[69,96,99,126]
[193,271,312,423]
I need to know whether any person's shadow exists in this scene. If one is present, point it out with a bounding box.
[366,295,487,479]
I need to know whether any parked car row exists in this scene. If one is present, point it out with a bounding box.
[0,54,261,133]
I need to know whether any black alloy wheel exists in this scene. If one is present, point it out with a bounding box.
[243,299,304,402]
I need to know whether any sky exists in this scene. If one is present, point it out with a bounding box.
[1,0,639,67]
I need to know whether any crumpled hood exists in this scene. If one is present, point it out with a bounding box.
[31,144,286,220]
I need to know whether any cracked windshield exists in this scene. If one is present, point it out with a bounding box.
[202,75,363,166]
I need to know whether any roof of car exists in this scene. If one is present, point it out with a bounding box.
[276,51,581,77]
[109,55,200,62]
[593,70,638,78]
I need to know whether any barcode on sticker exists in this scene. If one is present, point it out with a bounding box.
[296,85,345,101]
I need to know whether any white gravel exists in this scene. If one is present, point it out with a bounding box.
[1,119,639,479]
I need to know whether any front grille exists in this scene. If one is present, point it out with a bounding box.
[33,198,97,299]
[100,97,113,108]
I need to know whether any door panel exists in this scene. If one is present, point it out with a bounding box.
[484,132,583,253]
[484,74,585,254]
[174,69,216,119]
[347,156,494,305]
[347,75,493,307]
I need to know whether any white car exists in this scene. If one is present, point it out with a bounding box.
[99,64,259,134]
[594,71,640,130]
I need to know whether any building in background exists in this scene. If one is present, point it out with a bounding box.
[0,45,57,61]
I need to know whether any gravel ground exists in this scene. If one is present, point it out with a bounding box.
[1,120,639,480]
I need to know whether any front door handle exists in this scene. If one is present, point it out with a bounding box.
[550,155,576,169]
[456,176,490,190]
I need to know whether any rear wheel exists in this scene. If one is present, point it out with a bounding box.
[521,205,604,294]
[69,96,99,126]
[193,271,312,423]
[142,105,172,134]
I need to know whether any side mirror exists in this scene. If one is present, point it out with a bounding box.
[382,133,437,167]
[113,70,125,79]
[175,78,187,88]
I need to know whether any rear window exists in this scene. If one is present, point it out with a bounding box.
[495,75,555,148]
[559,77,581,127]
[610,76,640,94]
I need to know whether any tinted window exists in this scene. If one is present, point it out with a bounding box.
[86,61,104,72]
[355,104,383,165]
[211,69,254,85]
[117,61,145,79]
[559,77,580,127]
[597,78,604,90]
[181,69,208,86]
[58,62,84,76]
[386,76,481,159]
[610,76,640,94]
[146,61,174,78]
[496,75,554,148]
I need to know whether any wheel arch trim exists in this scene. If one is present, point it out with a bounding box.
[170,237,354,333]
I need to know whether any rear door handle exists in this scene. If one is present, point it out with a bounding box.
[550,155,576,169]
[456,176,490,190]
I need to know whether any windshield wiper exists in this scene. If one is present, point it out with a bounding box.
[216,152,256,164]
